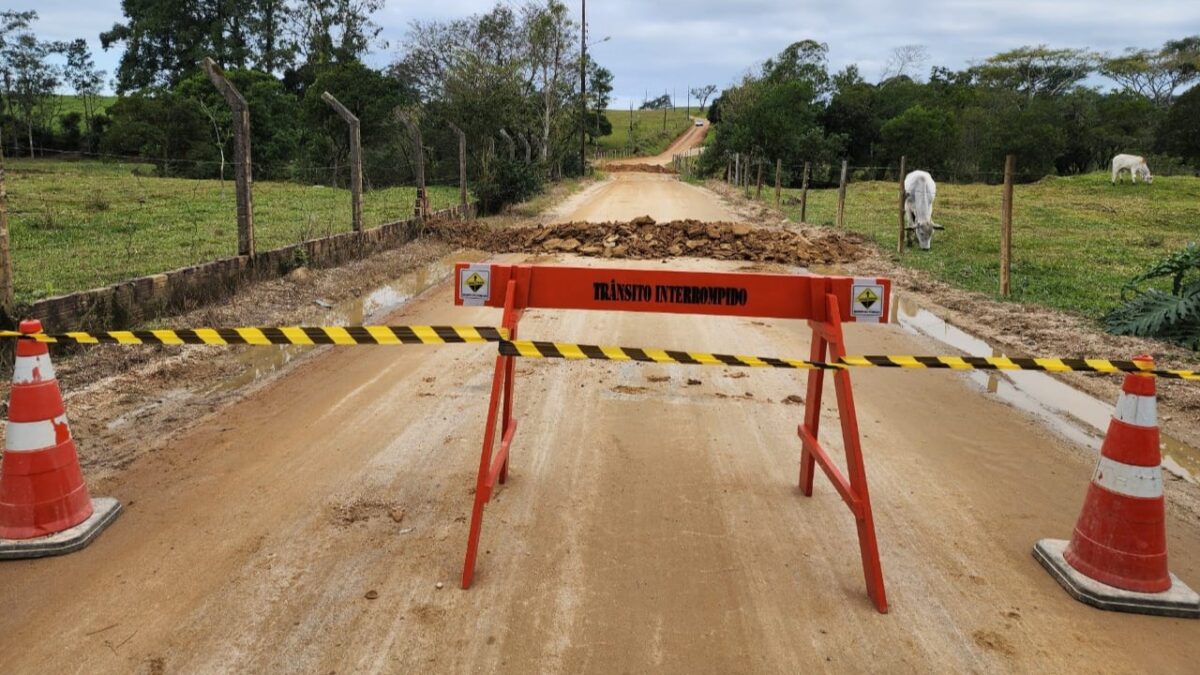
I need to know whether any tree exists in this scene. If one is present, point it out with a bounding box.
[761,40,831,96]
[63,39,106,151]
[690,84,717,110]
[101,0,302,92]
[639,93,671,110]
[880,104,958,174]
[524,1,576,162]
[1,28,63,157]
[974,46,1097,99]
[291,0,384,66]
[1101,35,1200,108]
[1157,84,1200,166]
[101,91,215,175]
[881,45,929,82]
[586,58,613,142]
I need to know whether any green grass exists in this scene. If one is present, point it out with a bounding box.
[764,172,1200,319]
[597,108,699,156]
[4,159,463,302]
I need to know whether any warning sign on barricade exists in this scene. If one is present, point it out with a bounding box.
[454,263,894,613]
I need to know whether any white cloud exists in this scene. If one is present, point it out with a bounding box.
[26,0,1200,103]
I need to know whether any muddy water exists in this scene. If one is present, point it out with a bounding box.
[893,294,1200,484]
[205,251,482,394]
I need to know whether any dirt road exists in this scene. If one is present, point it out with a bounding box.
[3,173,1200,674]
[605,118,709,167]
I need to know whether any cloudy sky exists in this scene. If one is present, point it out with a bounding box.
[28,0,1200,105]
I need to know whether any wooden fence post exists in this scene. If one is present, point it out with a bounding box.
[448,122,468,219]
[320,92,363,233]
[1001,154,1016,297]
[755,159,764,199]
[800,161,810,223]
[726,158,732,184]
[398,112,428,219]
[774,158,782,209]
[0,134,13,322]
[200,57,254,256]
[836,160,848,228]
[896,155,907,254]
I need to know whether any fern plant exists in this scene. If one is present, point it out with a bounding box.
[1104,242,1200,349]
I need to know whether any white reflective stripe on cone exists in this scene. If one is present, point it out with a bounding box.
[1092,455,1163,499]
[12,354,56,385]
[1114,392,1157,428]
[5,414,70,452]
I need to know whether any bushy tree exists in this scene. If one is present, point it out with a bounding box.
[880,104,958,175]
[1156,84,1200,166]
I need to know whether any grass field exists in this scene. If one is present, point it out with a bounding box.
[597,108,699,156]
[46,95,118,131]
[765,173,1200,319]
[4,159,462,302]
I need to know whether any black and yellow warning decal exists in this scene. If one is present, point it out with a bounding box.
[496,340,1200,381]
[0,325,508,346]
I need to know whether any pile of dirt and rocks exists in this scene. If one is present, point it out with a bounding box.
[428,216,865,265]
[603,163,676,174]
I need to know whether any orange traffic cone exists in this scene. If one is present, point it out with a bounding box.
[0,320,121,559]
[1034,355,1199,618]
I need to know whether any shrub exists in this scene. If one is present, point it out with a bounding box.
[474,159,545,214]
[1104,242,1200,349]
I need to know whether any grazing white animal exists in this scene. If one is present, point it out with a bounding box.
[1111,154,1154,185]
[904,170,942,251]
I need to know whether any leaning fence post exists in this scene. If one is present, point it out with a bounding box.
[896,155,907,254]
[774,158,782,209]
[755,159,764,199]
[398,112,428,220]
[1001,154,1016,297]
[448,122,468,219]
[836,160,848,228]
[320,92,363,233]
[800,161,810,223]
[200,57,254,256]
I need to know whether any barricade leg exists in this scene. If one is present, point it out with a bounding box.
[462,280,521,589]
[797,293,888,613]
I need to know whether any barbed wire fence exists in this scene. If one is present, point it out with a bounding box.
[0,71,487,312]
[690,151,1025,298]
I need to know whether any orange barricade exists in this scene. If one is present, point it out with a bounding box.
[454,262,893,613]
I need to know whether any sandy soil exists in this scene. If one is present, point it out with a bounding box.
[2,173,1200,674]
[545,173,738,223]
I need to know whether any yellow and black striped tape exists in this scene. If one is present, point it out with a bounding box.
[497,340,1200,381]
[0,325,508,346]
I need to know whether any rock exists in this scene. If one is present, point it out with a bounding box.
[783,395,805,405]
[667,245,683,256]
[365,590,379,600]
[686,379,702,386]
[389,508,406,523]
[705,224,723,239]
[558,238,581,252]
[314,299,334,309]
[542,237,564,250]
[579,245,603,255]
[731,224,752,236]
[611,245,629,257]
[631,215,656,226]
[685,239,705,250]
[435,582,445,590]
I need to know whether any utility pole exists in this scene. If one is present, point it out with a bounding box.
[579,0,587,176]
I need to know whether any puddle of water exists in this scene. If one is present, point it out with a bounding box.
[894,295,1200,485]
[204,251,482,394]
